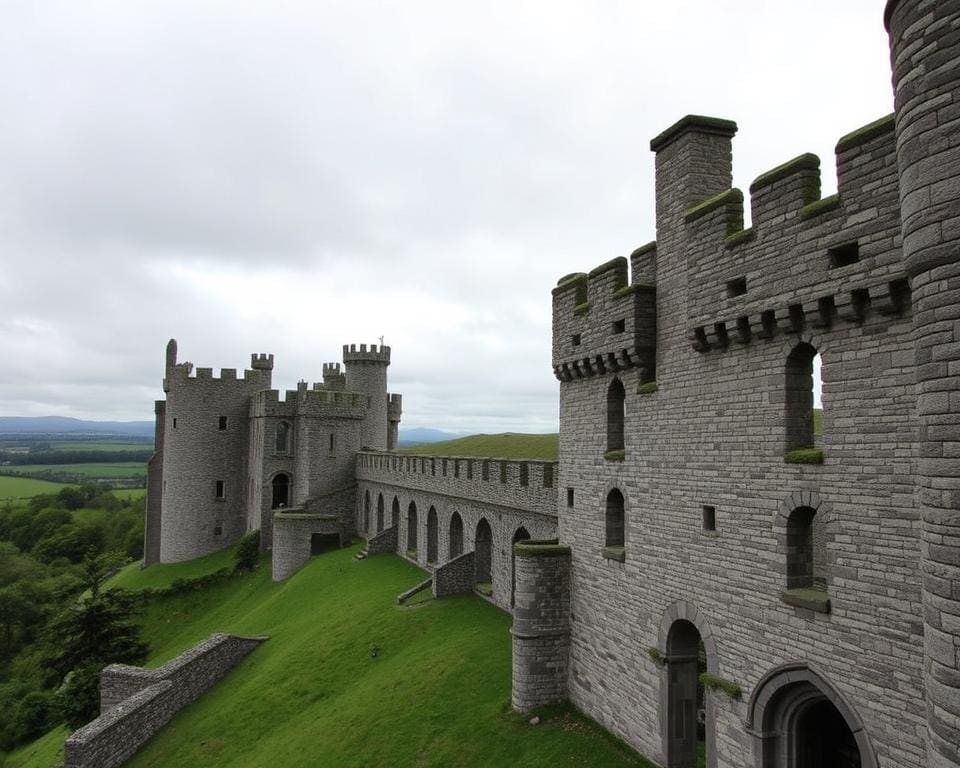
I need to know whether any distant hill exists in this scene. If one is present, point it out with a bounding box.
[397,427,465,447]
[397,432,558,460]
[0,416,154,438]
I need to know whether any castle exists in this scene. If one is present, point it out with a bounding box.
[141,2,960,766]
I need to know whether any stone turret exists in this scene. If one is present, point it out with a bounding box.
[343,344,390,450]
[511,541,571,712]
[887,2,960,765]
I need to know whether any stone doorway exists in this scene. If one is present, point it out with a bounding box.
[474,518,492,591]
[272,473,291,509]
[310,532,339,555]
[426,507,438,564]
[664,619,706,768]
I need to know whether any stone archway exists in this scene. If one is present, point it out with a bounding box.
[449,512,464,559]
[426,506,438,564]
[658,602,718,768]
[474,518,493,588]
[376,493,384,532]
[271,473,291,509]
[746,663,877,768]
[511,526,530,607]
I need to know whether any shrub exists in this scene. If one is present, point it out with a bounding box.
[234,530,261,572]
[56,664,102,730]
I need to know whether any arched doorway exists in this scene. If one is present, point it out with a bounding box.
[407,501,418,555]
[272,473,291,509]
[475,518,492,591]
[376,493,384,532]
[664,619,706,768]
[426,507,438,564]
[391,497,400,529]
[511,526,530,607]
[449,512,464,559]
[363,490,370,533]
[747,664,875,768]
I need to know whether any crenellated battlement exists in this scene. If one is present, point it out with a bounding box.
[675,113,905,353]
[342,343,391,364]
[249,387,367,419]
[551,255,656,382]
[251,353,274,371]
[166,362,271,388]
[357,450,558,518]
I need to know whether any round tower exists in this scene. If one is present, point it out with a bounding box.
[511,541,571,712]
[342,343,390,450]
[886,2,960,765]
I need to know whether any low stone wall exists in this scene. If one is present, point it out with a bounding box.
[433,551,475,598]
[272,511,343,581]
[65,633,267,768]
[366,524,397,555]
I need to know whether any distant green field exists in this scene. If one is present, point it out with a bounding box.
[399,433,558,461]
[49,441,152,452]
[0,475,69,499]
[5,462,146,478]
[111,488,147,501]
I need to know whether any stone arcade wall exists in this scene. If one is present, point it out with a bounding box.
[552,105,930,766]
[65,633,266,768]
[356,453,559,611]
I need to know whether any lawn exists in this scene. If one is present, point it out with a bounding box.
[399,433,558,461]
[107,543,239,591]
[0,475,69,500]
[49,441,152,452]
[10,544,653,768]
[5,462,146,478]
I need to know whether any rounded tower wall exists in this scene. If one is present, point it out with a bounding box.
[343,343,390,450]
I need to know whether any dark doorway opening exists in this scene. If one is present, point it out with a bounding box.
[426,507,438,563]
[449,512,464,559]
[475,518,493,592]
[665,619,706,768]
[272,473,291,509]
[310,533,340,555]
[511,526,530,607]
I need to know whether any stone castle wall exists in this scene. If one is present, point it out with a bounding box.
[552,108,924,766]
[65,633,266,768]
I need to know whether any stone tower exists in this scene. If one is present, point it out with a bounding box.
[886,1,960,765]
[343,344,391,450]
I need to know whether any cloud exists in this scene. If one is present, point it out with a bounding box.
[0,0,892,429]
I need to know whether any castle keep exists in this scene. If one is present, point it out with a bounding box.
[136,2,960,766]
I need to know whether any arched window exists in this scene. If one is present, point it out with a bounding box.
[785,343,818,452]
[605,488,625,549]
[607,378,625,452]
[391,497,400,529]
[426,507,438,563]
[363,490,370,533]
[786,506,823,590]
[376,494,384,532]
[275,421,290,453]
[449,512,464,559]
[407,502,418,554]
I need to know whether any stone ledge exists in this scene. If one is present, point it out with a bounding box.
[601,546,625,562]
[781,587,831,614]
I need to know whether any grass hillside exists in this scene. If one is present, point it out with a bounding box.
[7,544,651,768]
[399,433,558,461]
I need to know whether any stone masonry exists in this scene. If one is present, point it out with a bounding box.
[141,4,960,765]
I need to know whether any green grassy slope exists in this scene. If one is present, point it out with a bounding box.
[399,433,558,461]
[11,544,652,768]
[107,544,238,591]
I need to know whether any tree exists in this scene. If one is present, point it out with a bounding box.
[234,530,261,572]
[45,552,149,727]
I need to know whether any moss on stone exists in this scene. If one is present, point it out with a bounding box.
[835,113,896,153]
[646,647,664,665]
[514,542,571,558]
[630,241,656,258]
[799,194,841,221]
[649,115,738,152]
[601,546,625,562]
[684,189,744,236]
[781,587,831,613]
[724,228,755,249]
[551,272,588,297]
[749,153,820,193]
[699,672,743,700]
[587,257,629,292]
[612,283,654,300]
[604,449,625,462]
[784,448,824,464]
[573,302,591,317]
[637,381,658,395]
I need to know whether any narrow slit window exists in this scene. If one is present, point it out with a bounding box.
[571,333,582,346]
[218,416,228,430]
[702,505,716,532]
[215,480,225,499]
[329,433,335,452]
[611,319,625,334]
[607,378,625,452]
[567,488,574,507]
[519,463,529,486]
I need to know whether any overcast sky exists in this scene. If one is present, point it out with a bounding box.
[0,1,893,432]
